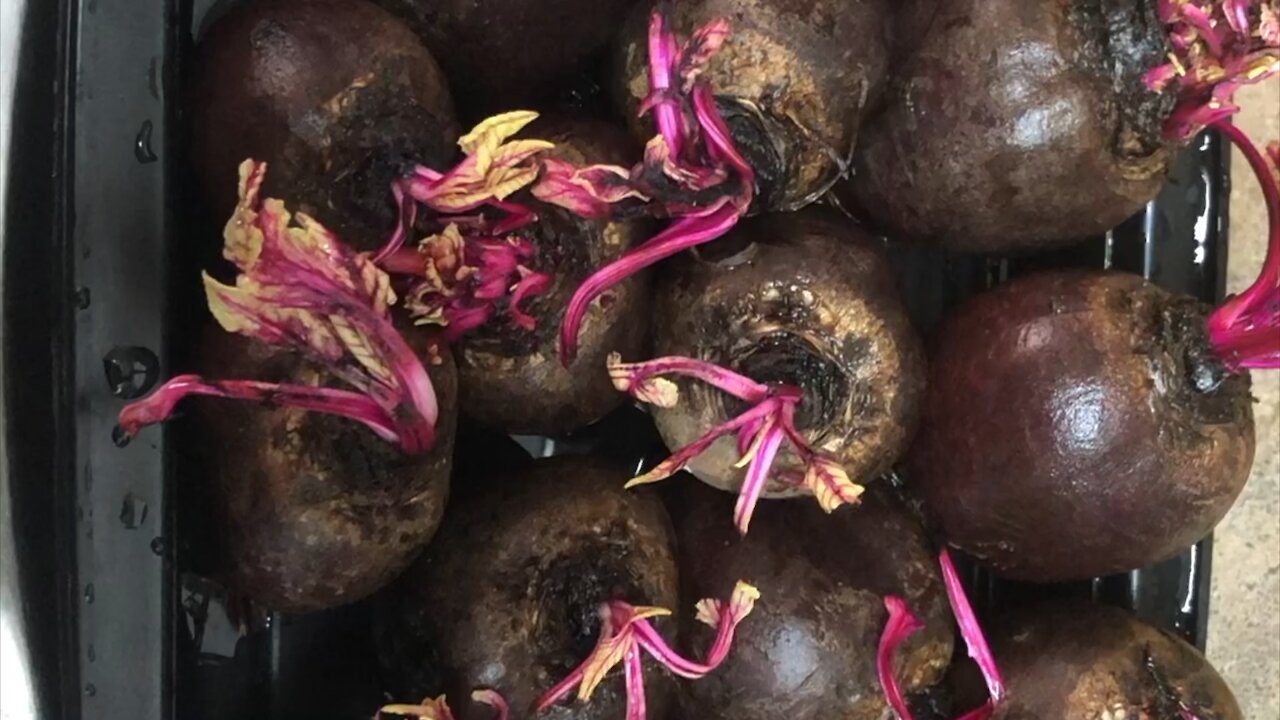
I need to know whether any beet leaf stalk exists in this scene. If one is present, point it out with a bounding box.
[609,353,863,535]
[1144,0,1279,141]
[878,550,1005,720]
[1206,125,1280,369]
[536,581,760,720]
[117,160,439,455]
[532,9,755,364]
[375,111,556,345]
[378,689,509,720]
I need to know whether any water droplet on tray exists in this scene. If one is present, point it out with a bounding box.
[119,493,148,529]
[87,644,96,662]
[102,346,160,399]
[134,120,158,164]
[150,537,167,556]
[84,684,96,697]
[111,425,132,448]
[84,583,95,604]
[75,286,91,309]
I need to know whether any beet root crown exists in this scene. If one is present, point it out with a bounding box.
[879,550,1005,720]
[536,580,760,720]
[1207,125,1280,369]
[375,111,556,346]
[379,688,509,720]
[531,9,755,364]
[117,160,441,455]
[608,354,864,535]
[1145,1,1279,140]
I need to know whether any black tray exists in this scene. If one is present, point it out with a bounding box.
[1,0,1230,718]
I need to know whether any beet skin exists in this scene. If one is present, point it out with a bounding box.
[907,270,1254,582]
[454,118,652,435]
[673,483,953,720]
[374,457,679,720]
[192,0,459,251]
[981,602,1242,719]
[651,207,924,499]
[192,329,457,613]
[846,0,1176,253]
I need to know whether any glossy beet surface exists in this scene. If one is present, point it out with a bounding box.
[189,329,457,613]
[846,0,1174,253]
[374,456,679,720]
[191,0,459,252]
[454,119,652,435]
[982,602,1242,719]
[673,483,953,720]
[651,207,924,499]
[614,0,892,211]
[908,270,1253,582]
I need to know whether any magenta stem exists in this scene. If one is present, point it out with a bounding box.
[559,200,742,363]
[1207,120,1280,367]
[877,596,925,720]
[117,375,403,445]
[647,9,684,159]
[939,549,1006,703]
[534,666,586,713]
[732,422,785,535]
[619,355,770,401]
[380,248,427,276]
[623,648,647,720]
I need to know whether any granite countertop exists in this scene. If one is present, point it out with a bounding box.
[1207,78,1280,719]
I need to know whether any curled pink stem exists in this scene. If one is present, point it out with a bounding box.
[117,375,404,447]
[1207,121,1280,369]
[940,549,1006,704]
[559,200,741,363]
[877,596,925,720]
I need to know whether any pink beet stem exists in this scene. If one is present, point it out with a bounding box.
[647,9,685,159]
[380,247,427,276]
[116,375,404,446]
[940,550,1006,703]
[374,181,417,265]
[619,355,771,401]
[559,200,740,363]
[732,422,785,535]
[877,596,925,720]
[1206,120,1280,368]
[534,666,586,712]
[624,648,647,720]
[631,610,743,679]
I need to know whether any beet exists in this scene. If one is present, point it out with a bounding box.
[978,602,1241,719]
[370,0,643,115]
[612,0,893,211]
[643,208,923,517]
[907,270,1255,581]
[673,482,953,720]
[453,118,652,435]
[191,0,459,251]
[191,330,456,612]
[844,0,1175,253]
[374,456,680,720]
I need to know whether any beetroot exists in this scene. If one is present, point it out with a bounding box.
[906,269,1264,581]
[845,0,1279,253]
[370,0,643,114]
[118,162,456,610]
[374,456,758,720]
[673,483,953,720]
[191,0,459,251]
[609,208,924,533]
[452,118,653,435]
[977,602,1241,719]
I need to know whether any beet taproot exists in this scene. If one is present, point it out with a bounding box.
[645,208,924,508]
[189,330,457,613]
[845,1,1279,254]
[672,482,953,720]
[191,0,459,251]
[978,602,1242,719]
[374,456,680,720]
[612,0,893,211]
[453,118,652,435]
[370,0,642,115]
[906,270,1255,581]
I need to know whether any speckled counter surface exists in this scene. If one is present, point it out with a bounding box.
[1207,78,1280,719]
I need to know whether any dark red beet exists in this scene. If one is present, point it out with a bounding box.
[977,602,1242,719]
[845,0,1175,253]
[371,0,643,115]
[673,482,953,720]
[191,0,458,251]
[907,270,1254,582]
